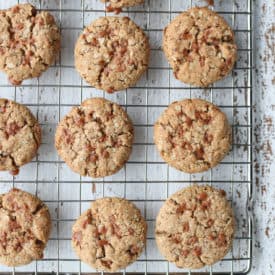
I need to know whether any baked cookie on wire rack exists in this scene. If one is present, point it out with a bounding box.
[0,3,60,85]
[0,98,41,175]
[72,197,147,272]
[163,7,237,87]
[155,185,235,269]
[102,0,144,13]
[75,16,149,93]
[55,98,134,178]
[0,188,51,267]
[154,98,231,174]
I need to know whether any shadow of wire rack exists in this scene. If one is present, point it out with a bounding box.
[0,0,253,274]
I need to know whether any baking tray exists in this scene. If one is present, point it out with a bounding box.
[0,0,253,274]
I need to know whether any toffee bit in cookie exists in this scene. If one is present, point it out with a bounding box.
[181,249,190,257]
[98,225,107,234]
[207,218,214,227]
[101,260,113,269]
[182,222,190,232]
[171,235,182,244]
[181,31,192,40]
[99,135,107,142]
[10,168,19,176]
[82,210,93,229]
[186,236,198,245]
[176,203,187,214]
[8,77,22,86]
[98,239,109,246]
[110,221,122,239]
[195,147,205,160]
[181,141,192,151]
[208,232,217,241]
[6,122,20,136]
[204,132,213,144]
[217,233,227,246]
[89,153,98,163]
[128,227,135,235]
[106,5,122,14]
[193,246,202,257]
[63,129,74,145]
[205,0,214,6]
[75,116,85,126]
[201,200,211,210]
[14,242,23,253]
[9,219,21,231]
[106,87,115,93]
[102,150,110,159]
[128,244,139,256]
[185,115,193,127]
[72,231,83,246]
[197,191,208,201]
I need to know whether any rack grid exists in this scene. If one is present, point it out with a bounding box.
[0,0,253,274]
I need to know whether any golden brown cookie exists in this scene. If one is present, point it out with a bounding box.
[154,99,231,173]
[75,16,150,93]
[155,185,235,269]
[55,98,134,178]
[0,3,60,85]
[72,197,147,272]
[102,0,144,13]
[0,98,41,175]
[0,188,51,267]
[163,7,237,87]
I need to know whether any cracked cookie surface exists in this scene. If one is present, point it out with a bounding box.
[0,98,41,175]
[55,98,134,178]
[155,185,235,269]
[0,188,51,267]
[154,99,231,174]
[75,16,149,92]
[163,7,237,87]
[72,197,147,272]
[0,3,60,85]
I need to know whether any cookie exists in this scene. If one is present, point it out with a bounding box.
[0,3,60,85]
[154,99,231,174]
[75,16,149,93]
[72,197,147,272]
[0,98,41,175]
[102,0,144,13]
[0,188,51,267]
[163,7,237,87]
[155,185,235,269]
[55,98,134,178]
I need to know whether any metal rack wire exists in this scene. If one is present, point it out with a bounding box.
[0,0,253,274]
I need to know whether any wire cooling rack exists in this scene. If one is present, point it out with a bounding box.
[0,0,253,274]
